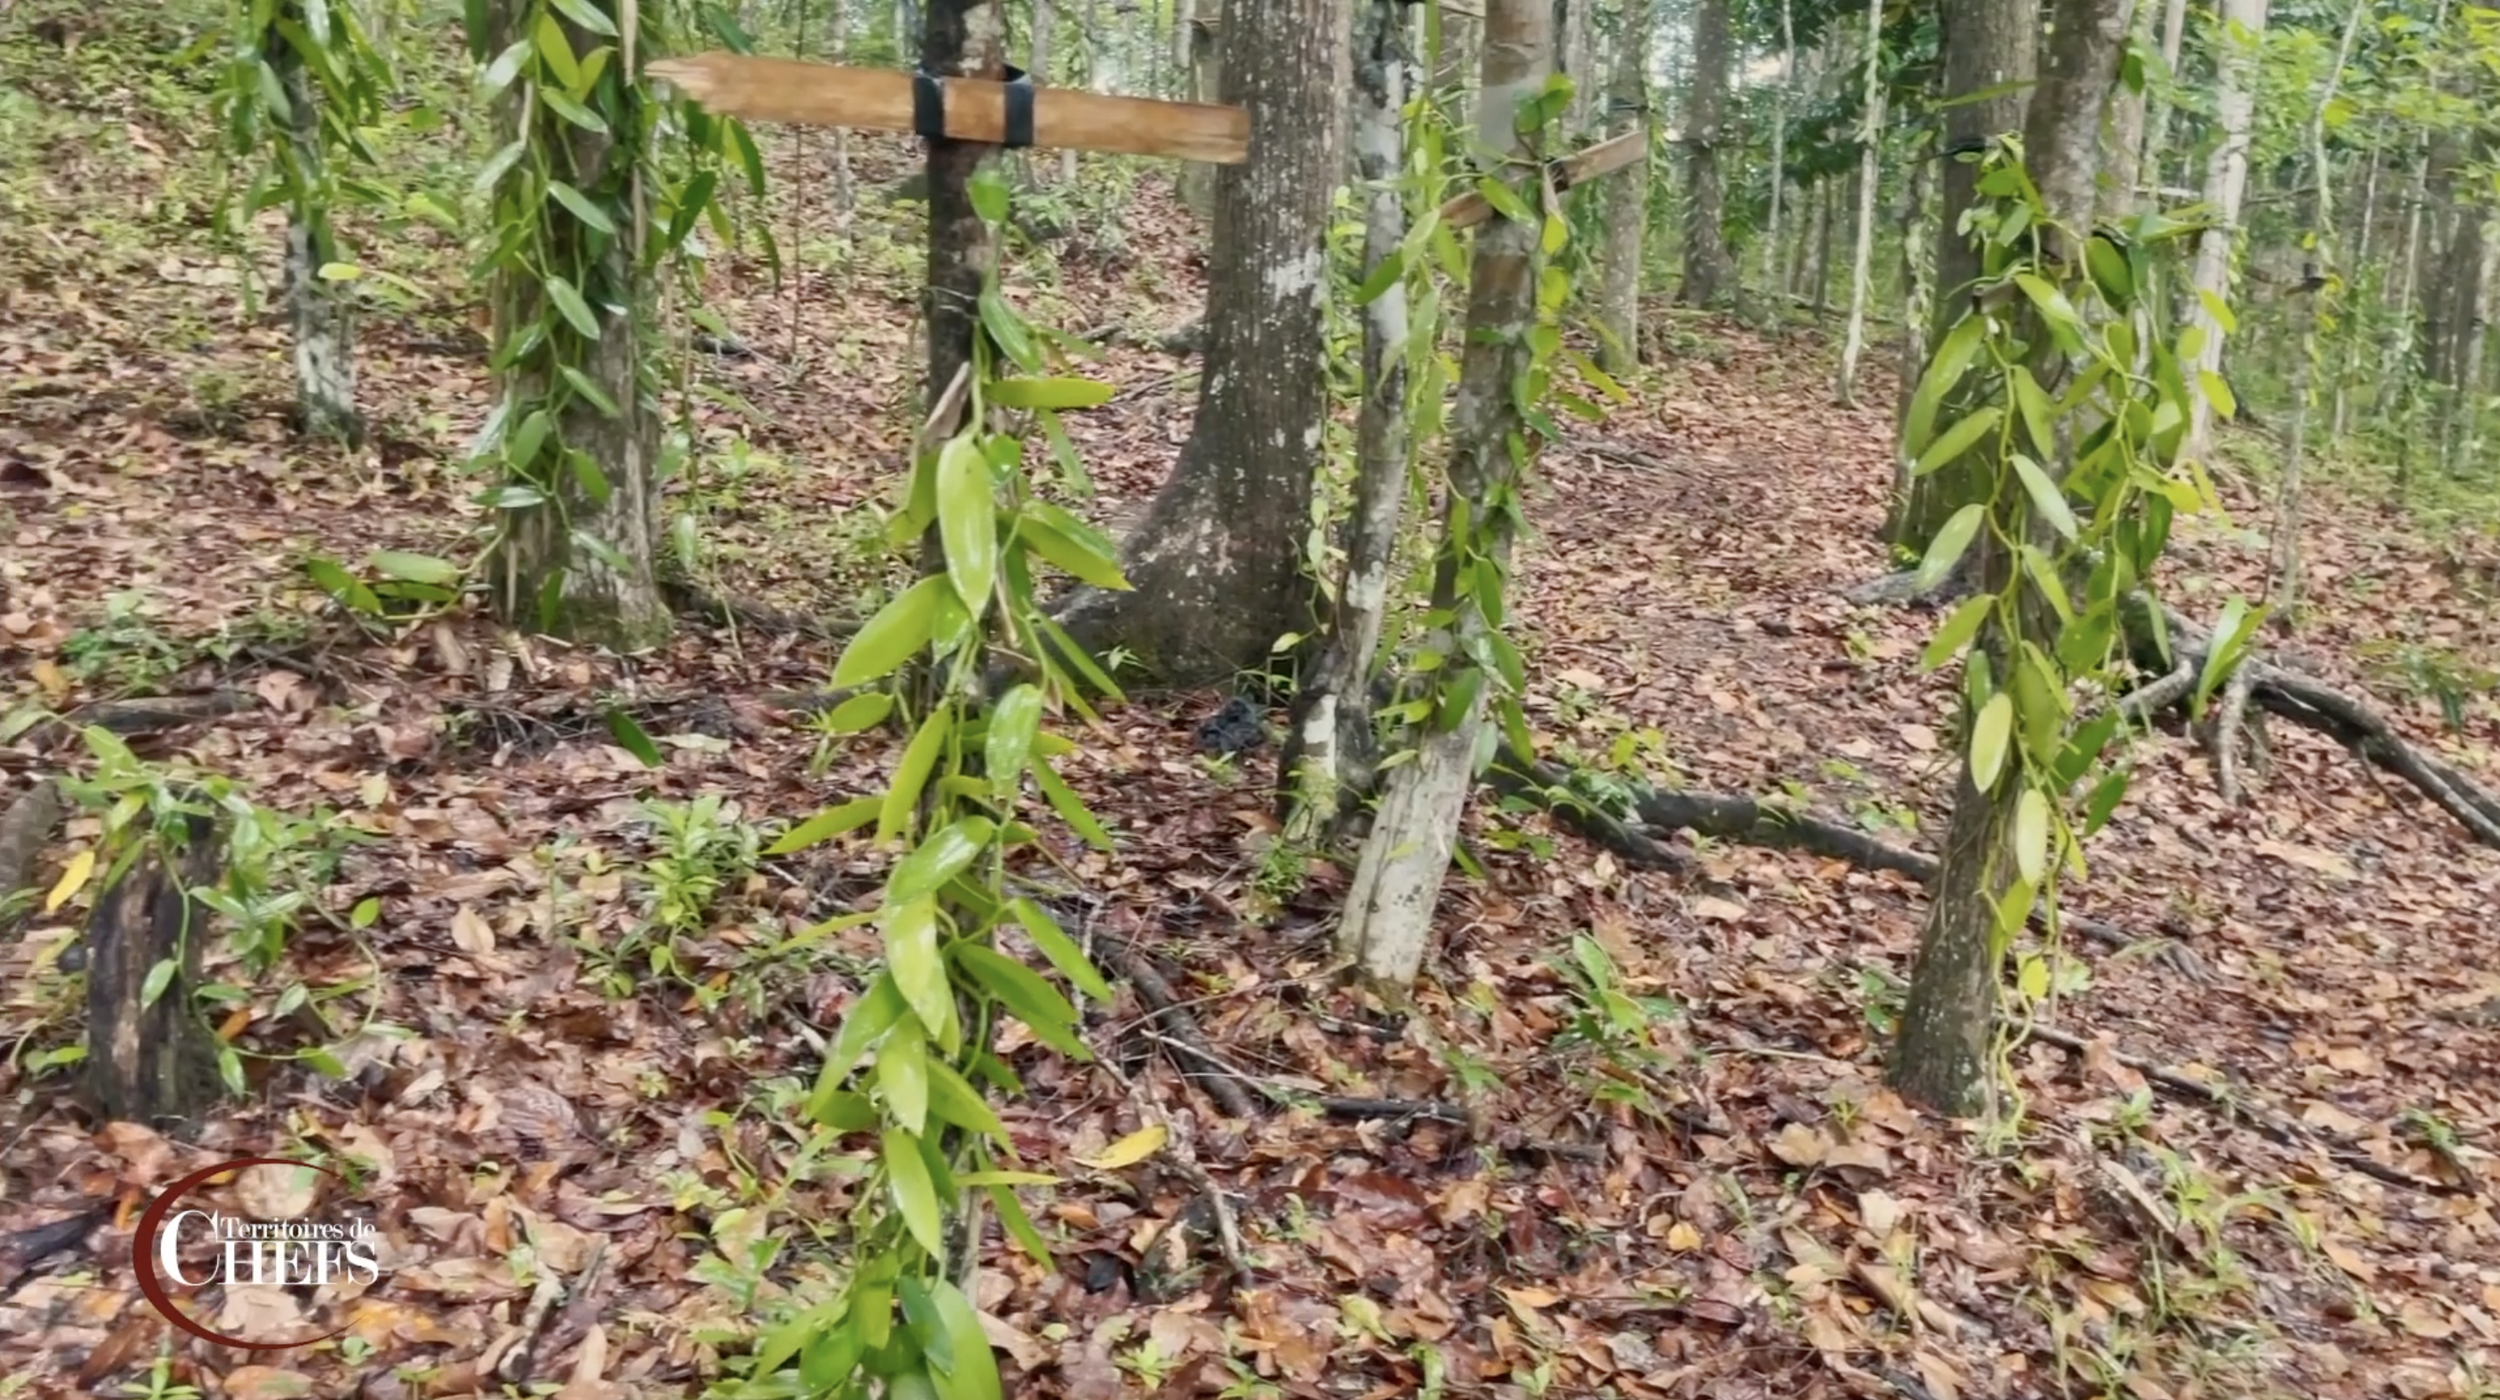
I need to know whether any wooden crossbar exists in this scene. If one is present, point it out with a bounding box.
[645,53,1252,164]
[1437,128,1649,229]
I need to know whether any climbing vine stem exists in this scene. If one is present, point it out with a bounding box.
[461,0,758,628]
[734,165,1129,1399]
[1904,138,2250,1086]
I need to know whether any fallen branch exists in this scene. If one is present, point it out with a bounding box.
[16,692,254,751]
[1493,748,2194,971]
[1487,758,1688,873]
[659,576,860,644]
[2142,607,2500,848]
[1106,946,1258,1120]
[1845,571,2500,848]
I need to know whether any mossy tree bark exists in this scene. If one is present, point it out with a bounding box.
[485,0,667,650]
[1338,0,1547,987]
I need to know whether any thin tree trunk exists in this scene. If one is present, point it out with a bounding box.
[1341,0,1550,987]
[1811,175,1836,317]
[2138,0,2186,193]
[1676,0,1734,307]
[1759,0,1791,296]
[1596,0,1650,374]
[1178,9,1222,216]
[1059,0,1350,683]
[828,0,857,210]
[2265,0,2366,628]
[2441,223,2495,477]
[1030,0,1056,182]
[922,0,1004,416]
[2378,0,2448,428]
[2101,0,2149,216]
[2333,126,2384,438]
[1890,146,1931,453]
[266,8,360,445]
[1064,0,1095,180]
[1834,0,1883,405]
[1890,0,2128,1119]
[1881,0,2035,549]
[1283,0,1410,844]
[2181,0,2270,464]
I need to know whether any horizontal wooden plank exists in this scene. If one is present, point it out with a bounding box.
[645,53,1250,164]
[1438,128,1650,230]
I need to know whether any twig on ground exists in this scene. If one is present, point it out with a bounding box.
[1108,946,1258,1120]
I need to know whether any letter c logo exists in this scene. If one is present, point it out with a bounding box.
[132,1158,354,1350]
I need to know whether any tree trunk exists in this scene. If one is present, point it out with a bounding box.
[1435,6,1477,129]
[2138,0,2187,188]
[1064,0,1095,181]
[1890,0,2128,1118]
[2101,0,2151,218]
[921,0,1005,410]
[1558,0,1594,132]
[1759,0,1791,296]
[1676,0,1734,307]
[266,6,361,445]
[1282,0,1411,844]
[2265,0,2367,626]
[1890,145,1931,454]
[1810,174,1836,317]
[828,0,857,210]
[2380,0,2454,431]
[1030,0,1057,183]
[1833,0,1883,406]
[1058,0,1349,684]
[85,815,224,1129]
[2438,219,2495,477]
[487,0,666,648]
[2180,0,2269,466]
[1595,0,1649,374]
[1340,0,1549,988]
[1178,12,1222,216]
[1880,0,2034,551]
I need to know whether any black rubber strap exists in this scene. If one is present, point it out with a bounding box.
[912,68,946,140]
[1001,64,1034,149]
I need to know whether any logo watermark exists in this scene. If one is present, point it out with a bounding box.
[131,1157,382,1349]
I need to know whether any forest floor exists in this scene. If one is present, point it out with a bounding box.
[6,10,2500,1400]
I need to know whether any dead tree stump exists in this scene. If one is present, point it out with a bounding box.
[84,812,224,1127]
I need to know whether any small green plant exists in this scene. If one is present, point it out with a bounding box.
[61,592,190,695]
[41,728,382,1092]
[118,1357,203,1400]
[1117,1337,1182,1390]
[1547,934,1681,1120]
[2356,638,2496,731]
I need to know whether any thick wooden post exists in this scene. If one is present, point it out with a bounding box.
[85,814,224,1128]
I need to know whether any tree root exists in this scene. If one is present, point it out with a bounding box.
[2143,608,2500,847]
[1491,748,2198,973]
[1109,941,1616,1160]
[659,576,860,644]
[1846,569,2500,848]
